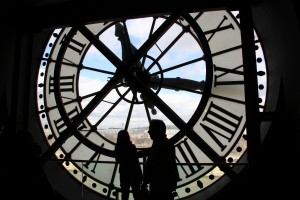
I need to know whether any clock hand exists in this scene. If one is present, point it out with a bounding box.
[141,77,204,115]
[115,22,143,69]
[115,22,205,114]
[115,22,148,89]
[150,76,205,91]
[115,22,158,114]
[115,22,205,91]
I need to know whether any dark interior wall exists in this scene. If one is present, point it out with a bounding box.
[0,23,16,126]
[252,0,300,178]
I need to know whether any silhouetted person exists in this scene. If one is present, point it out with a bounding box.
[115,130,143,200]
[142,119,179,200]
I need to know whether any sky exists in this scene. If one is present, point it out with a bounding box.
[37,11,267,131]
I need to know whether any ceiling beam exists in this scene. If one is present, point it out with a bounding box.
[9,0,260,31]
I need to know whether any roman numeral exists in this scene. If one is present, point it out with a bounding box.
[53,106,86,133]
[204,15,235,42]
[49,75,75,93]
[200,101,243,151]
[84,144,105,173]
[214,64,244,86]
[176,138,204,179]
[62,34,86,55]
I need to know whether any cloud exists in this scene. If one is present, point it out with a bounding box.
[63,14,267,129]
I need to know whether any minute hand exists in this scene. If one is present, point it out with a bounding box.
[115,22,142,68]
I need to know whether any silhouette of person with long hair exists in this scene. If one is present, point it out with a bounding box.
[115,130,143,200]
[142,119,179,200]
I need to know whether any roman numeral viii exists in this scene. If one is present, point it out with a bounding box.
[200,101,243,151]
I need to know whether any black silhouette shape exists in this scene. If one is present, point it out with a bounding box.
[142,119,179,200]
[115,130,143,200]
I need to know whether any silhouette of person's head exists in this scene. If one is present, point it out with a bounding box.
[148,119,166,140]
[116,130,131,146]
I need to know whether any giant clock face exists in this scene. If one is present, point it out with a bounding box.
[36,10,267,200]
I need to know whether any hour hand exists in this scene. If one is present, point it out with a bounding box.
[150,76,205,91]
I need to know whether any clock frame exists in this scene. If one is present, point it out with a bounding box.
[36,9,267,200]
